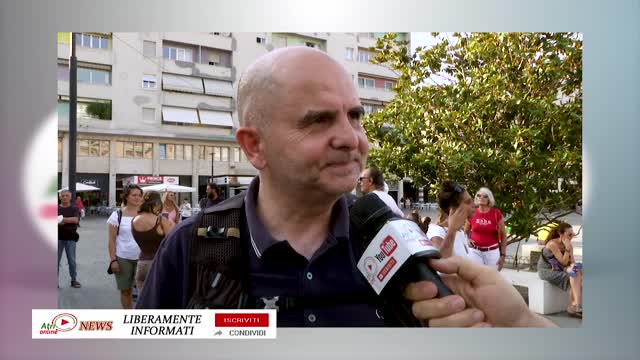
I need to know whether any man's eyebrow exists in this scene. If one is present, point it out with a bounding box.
[298,110,338,127]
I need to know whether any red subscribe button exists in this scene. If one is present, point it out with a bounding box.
[215,313,270,327]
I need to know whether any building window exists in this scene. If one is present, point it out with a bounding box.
[77,67,111,85]
[175,144,183,160]
[144,143,153,159]
[59,96,112,121]
[117,141,153,159]
[256,37,267,44]
[135,142,144,158]
[57,64,69,81]
[58,138,63,161]
[358,50,375,63]
[142,74,157,89]
[78,139,110,157]
[162,46,193,62]
[233,147,241,162]
[345,47,354,61]
[358,77,375,89]
[159,143,192,160]
[199,146,229,161]
[75,33,109,49]
[101,141,110,157]
[384,81,394,91]
[142,107,155,124]
[143,40,156,57]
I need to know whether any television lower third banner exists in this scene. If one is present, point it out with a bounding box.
[33,310,277,339]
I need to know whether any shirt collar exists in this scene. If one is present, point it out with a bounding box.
[243,177,351,259]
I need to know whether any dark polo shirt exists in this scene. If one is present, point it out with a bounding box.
[138,177,383,327]
[244,178,382,327]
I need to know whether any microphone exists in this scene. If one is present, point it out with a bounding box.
[351,193,453,326]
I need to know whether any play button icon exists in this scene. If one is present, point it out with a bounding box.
[51,313,78,332]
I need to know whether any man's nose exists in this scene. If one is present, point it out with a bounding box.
[329,114,359,150]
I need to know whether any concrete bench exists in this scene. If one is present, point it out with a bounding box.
[501,268,569,315]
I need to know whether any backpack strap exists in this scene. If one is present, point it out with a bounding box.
[116,209,122,236]
[187,193,248,309]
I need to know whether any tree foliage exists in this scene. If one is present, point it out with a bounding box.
[365,32,582,244]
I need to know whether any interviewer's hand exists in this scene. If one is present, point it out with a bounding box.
[404,281,490,327]
[415,256,556,327]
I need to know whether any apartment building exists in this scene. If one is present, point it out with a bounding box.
[57,32,408,206]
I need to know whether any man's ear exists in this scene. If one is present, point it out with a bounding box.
[236,126,266,170]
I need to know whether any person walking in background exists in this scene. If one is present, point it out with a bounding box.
[58,190,81,288]
[179,199,192,221]
[199,182,223,209]
[426,181,475,259]
[131,191,175,294]
[538,222,583,318]
[75,195,85,220]
[107,184,143,309]
[465,187,507,271]
[161,191,180,224]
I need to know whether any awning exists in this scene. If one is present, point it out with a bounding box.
[162,106,199,124]
[162,73,203,94]
[203,78,234,97]
[199,110,233,127]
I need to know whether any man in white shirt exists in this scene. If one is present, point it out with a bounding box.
[358,167,404,217]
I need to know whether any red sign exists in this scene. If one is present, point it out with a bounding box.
[214,313,269,327]
[380,236,398,256]
[377,257,397,282]
[138,176,163,185]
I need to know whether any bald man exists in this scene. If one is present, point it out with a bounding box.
[137,47,553,328]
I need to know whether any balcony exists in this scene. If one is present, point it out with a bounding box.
[357,34,379,50]
[162,91,233,111]
[57,43,113,65]
[162,32,233,51]
[355,60,399,79]
[357,87,396,102]
[292,32,330,40]
[162,58,232,80]
[57,80,114,99]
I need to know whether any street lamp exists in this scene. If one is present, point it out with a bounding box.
[68,32,78,199]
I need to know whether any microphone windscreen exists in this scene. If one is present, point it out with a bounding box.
[350,193,397,244]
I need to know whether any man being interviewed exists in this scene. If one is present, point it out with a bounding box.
[137,47,553,328]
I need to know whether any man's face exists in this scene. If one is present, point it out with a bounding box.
[207,186,217,197]
[358,170,374,194]
[259,56,369,197]
[59,191,71,204]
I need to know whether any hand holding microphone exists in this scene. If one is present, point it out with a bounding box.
[351,193,458,326]
[351,193,555,327]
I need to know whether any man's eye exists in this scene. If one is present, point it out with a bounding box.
[349,111,363,121]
